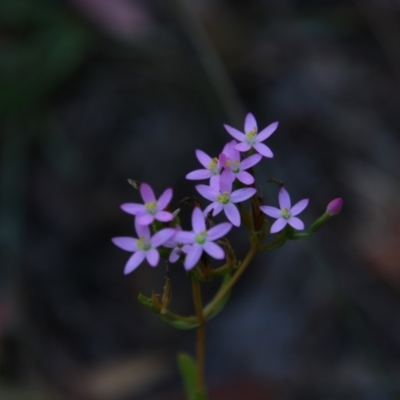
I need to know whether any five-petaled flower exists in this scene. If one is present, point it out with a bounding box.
[196,170,257,226]
[111,220,175,274]
[260,187,309,233]
[224,113,278,158]
[174,207,232,270]
[120,183,173,226]
[186,149,224,186]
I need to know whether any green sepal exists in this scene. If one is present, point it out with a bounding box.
[177,353,207,400]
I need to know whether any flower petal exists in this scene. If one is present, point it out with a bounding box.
[174,231,196,244]
[155,211,173,222]
[184,245,203,270]
[135,219,151,238]
[169,248,181,263]
[186,169,212,180]
[256,121,279,141]
[259,205,281,218]
[240,154,262,170]
[111,237,138,251]
[253,142,273,158]
[146,248,160,267]
[210,174,221,188]
[203,241,224,259]
[279,188,291,209]
[288,217,304,230]
[291,199,309,216]
[195,149,212,168]
[230,188,256,203]
[208,222,232,241]
[151,228,176,247]
[196,184,218,202]
[244,113,257,133]
[137,213,154,226]
[120,203,145,215]
[235,142,252,152]
[270,218,287,233]
[236,171,254,185]
[224,203,240,226]
[124,251,145,274]
[211,203,224,216]
[192,207,206,233]
[224,124,246,141]
[157,188,173,210]
[219,170,232,193]
[140,183,156,203]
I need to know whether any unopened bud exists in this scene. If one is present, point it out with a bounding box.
[326,198,343,216]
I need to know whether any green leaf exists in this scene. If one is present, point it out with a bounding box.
[160,315,199,330]
[177,353,207,400]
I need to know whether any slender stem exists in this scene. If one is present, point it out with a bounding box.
[192,280,206,395]
[204,244,258,319]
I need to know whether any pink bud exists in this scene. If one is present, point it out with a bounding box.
[326,198,343,216]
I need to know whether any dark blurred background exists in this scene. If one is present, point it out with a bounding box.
[1,0,400,399]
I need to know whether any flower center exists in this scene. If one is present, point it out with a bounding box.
[137,236,152,251]
[195,230,208,245]
[217,191,230,204]
[145,200,158,215]
[245,128,257,145]
[207,157,220,175]
[281,208,291,220]
[231,159,241,173]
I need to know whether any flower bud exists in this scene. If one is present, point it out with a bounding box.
[326,198,343,216]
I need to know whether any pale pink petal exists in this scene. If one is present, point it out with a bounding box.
[244,113,257,133]
[224,203,240,226]
[235,142,252,152]
[184,245,203,270]
[230,188,256,203]
[124,251,145,274]
[169,248,181,263]
[291,199,309,216]
[208,222,232,240]
[192,207,206,233]
[236,171,254,185]
[279,188,291,209]
[203,203,216,217]
[219,152,228,167]
[270,218,287,233]
[174,231,196,244]
[253,142,273,158]
[219,170,232,193]
[111,237,137,251]
[240,154,262,170]
[288,217,304,230]
[186,169,212,180]
[146,248,160,266]
[222,140,238,160]
[195,149,212,168]
[157,188,173,209]
[212,203,223,216]
[140,183,155,203]
[135,219,151,238]
[120,203,145,215]
[137,213,154,226]
[151,228,176,247]
[259,205,281,218]
[224,124,246,141]
[155,211,173,222]
[256,121,279,141]
[209,174,221,187]
[203,241,224,259]
[223,169,235,184]
[196,184,218,202]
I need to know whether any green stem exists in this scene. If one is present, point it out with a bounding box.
[192,280,207,396]
[204,244,258,319]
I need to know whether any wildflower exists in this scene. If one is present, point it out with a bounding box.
[224,113,278,158]
[112,220,175,274]
[174,207,232,270]
[186,150,224,186]
[221,140,262,184]
[326,198,343,216]
[120,183,173,226]
[260,187,309,233]
[164,228,192,263]
[196,170,257,226]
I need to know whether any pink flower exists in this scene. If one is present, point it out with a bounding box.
[326,198,343,216]
[120,183,173,226]
[186,150,224,186]
[224,113,278,158]
[260,188,309,233]
[112,220,175,274]
[220,140,262,185]
[163,228,192,263]
[196,170,257,226]
[174,208,232,270]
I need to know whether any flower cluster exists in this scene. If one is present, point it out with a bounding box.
[112,113,341,274]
